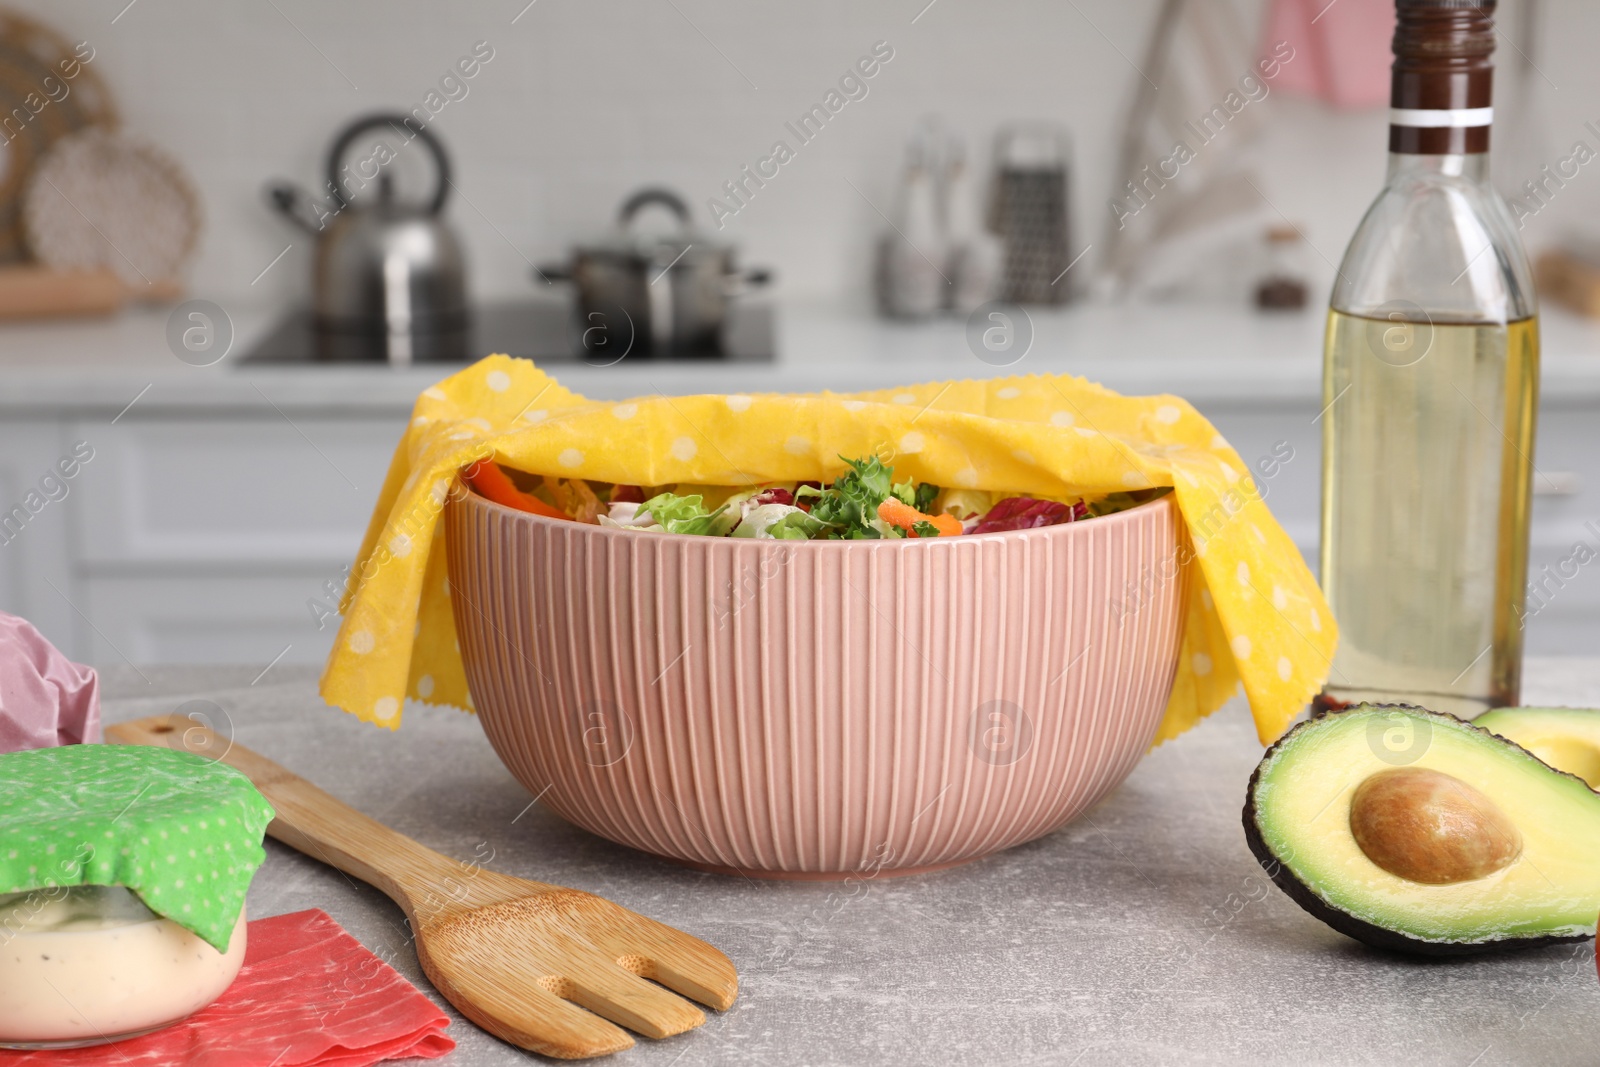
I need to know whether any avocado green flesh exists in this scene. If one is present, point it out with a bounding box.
[1252,707,1600,945]
[1475,707,1600,787]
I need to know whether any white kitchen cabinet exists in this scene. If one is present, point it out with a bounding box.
[74,416,398,565]
[0,420,79,654]
[1518,404,1600,656]
[62,413,404,666]
[80,573,340,670]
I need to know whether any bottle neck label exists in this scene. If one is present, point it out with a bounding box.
[1389,107,1493,129]
[1389,67,1492,154]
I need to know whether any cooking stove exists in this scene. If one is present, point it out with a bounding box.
[239,297,775,366]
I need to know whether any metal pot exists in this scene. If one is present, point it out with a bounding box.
[538,188,769,355]
[268,114,468,364]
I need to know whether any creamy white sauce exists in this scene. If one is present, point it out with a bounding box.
[0,886,245,1047]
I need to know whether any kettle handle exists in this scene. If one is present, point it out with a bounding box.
[619,187,691,230]
[325,113,452,215]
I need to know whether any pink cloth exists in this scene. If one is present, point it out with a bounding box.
[0,610,98,751]
[1262,0,1395,109]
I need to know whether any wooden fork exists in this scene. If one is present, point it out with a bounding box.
[106,713,738,1060]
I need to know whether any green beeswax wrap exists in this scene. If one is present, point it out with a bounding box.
[0,745,275,952]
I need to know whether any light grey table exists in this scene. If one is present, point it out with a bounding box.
[100,662,1600,1067]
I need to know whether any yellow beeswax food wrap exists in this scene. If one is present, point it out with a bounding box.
[321,355,1337,746]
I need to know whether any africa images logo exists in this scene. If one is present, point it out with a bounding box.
[970,700,1034,767]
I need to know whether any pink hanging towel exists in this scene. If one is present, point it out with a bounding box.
[0,610,98,752]
[1262,0,1395,109]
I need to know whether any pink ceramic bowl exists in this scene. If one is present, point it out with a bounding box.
[445,487,1188,878]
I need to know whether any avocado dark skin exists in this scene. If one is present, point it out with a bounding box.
[1241,704,1595,956]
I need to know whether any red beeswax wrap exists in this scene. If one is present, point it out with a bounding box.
[0,909,453,1067]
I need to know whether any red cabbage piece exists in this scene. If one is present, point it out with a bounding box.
[969,497,1085,534]
[611,484,647,504]
[752,487,795,507]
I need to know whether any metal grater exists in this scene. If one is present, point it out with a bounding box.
[989,126,1074,305]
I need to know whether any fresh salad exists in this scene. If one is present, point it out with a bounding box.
[463,455,1161,540]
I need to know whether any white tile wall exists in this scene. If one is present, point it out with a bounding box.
[7,0,1595,309]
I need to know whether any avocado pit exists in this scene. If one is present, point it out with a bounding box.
[1348,767,1522,885]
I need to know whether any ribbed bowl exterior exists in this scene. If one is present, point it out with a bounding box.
[446,489,1188,877]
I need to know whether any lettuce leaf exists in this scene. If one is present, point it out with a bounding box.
[730,503,828,540]
[639,492,732,536]
[766,509,830,540]
[890,478,940,513]
[802,456,895,538]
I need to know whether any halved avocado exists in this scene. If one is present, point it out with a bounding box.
[1243,703,1600,954]
[1475,706,1600,788]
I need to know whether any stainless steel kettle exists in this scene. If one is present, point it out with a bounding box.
[269,114,467,364]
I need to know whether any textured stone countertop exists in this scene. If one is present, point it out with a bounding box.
[100,663,1600,1067]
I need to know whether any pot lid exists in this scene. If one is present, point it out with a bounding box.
[575,187,734,261]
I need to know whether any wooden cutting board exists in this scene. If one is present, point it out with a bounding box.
[0,11,117,263]
[23,128,200,287]
[0,264,180,320]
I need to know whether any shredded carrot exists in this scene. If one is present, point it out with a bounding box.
[463,461,570,520]
[877,498,962,537]
[544,476,604,524]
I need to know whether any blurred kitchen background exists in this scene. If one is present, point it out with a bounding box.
[2,0,1599,670]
